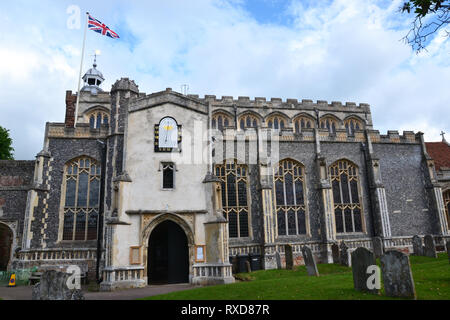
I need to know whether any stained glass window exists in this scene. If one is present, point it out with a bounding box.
[212,113,232,130]
[329,160,363,233]
[444,190,450,230]
[238,114,259,129]
[273,159,308,236]
[266,115,286,130]
[215,160,250,238]
[87,111,109,129]
[293,116,314,133]
[62,157,101,241]
[344,118,363,136]
[320,117,338,133]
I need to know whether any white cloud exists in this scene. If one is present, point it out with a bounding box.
[0,0,448,159]
[0,49,40,81]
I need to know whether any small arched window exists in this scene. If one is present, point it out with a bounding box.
[273,159,308,236]
[294,116,314,133]
[329,160,363,233]
[238,114,259,130]
[62,157,101,241]
[344,118,363,136]
[161,162,175,189]
[266,115,287,130]
[215,160,250,238]
[212,113,232,130]
[320,117,338,133]
[87,110,109,129]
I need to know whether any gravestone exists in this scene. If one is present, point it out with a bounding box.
[245,260,252,273]
[372,237,384,259]
[423,235,437,258]
[301,246,319,276]
[32,270,84,300]
[231,255,239,274]
[446,240,450,263]
[275,251,282,270]
[380,251,416,299]
[339,242,351,267]
[412,235,423,256]
[331,243,340,264]
[351,247,379,294]
[284,244,294,270]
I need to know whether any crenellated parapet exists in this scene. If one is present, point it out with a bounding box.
[212,127,421,144]
[367,130,419,144]
[189,94,370,111]
[47,122,109,139]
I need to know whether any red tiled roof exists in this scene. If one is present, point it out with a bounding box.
[425,142,450,171]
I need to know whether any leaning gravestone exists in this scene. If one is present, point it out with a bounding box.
[32,270,84,300]
[351,247,379,294]
[412,235,423,256]
[372,237,384,259]
[423,235,437,258]
[339,242,351,267]
[380,251,416,299]
[284,244,294,270]
[275,251,282,269]
[331,243,340,264]
[301,246,319,276]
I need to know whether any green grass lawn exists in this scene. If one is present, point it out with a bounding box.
[143,253,449,300]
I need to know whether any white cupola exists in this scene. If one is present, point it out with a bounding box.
[81,55,105,94]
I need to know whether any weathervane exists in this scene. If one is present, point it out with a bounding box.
[440,131,446,143]
[91,49,101,67]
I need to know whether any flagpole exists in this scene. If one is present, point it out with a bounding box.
[74,12,89,128]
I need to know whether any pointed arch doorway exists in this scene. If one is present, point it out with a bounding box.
[0,223,13,271]
[148,220,189,284]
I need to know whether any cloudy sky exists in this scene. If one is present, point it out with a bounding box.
[1,0,449,160]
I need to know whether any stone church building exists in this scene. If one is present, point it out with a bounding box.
[0,63,449,290]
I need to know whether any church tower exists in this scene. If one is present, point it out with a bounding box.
[63,57,111,129]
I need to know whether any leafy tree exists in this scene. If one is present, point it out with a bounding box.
[0,126,14,160]
[401,0,450,52]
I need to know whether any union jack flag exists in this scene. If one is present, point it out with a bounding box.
[88,15,120,39]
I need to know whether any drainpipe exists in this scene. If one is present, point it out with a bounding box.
[361,142,376,237]
[96,139,107,283]
[233,104,238,128]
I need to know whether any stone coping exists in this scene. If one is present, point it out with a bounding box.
[103,266,144,271]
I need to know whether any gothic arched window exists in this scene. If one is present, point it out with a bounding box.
[238,114,259,130]
[273,159,308,236]
[294,116,314,133]
[444,190,450,230]
[344,118,363,136]
[266,115,286,130]
[62,157,101,241]
[215,160,250,238]
[212,113,232,130]
[88,110,109,129]
[329,160,364,233]
[320,117,338,133]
